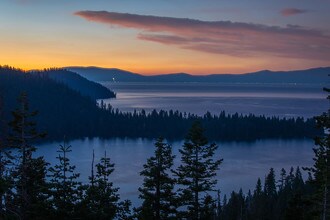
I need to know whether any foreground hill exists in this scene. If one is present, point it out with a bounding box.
[0,66,103,140]
[31,68,116,100]
[0,66,322,142]
[67,66,330,84]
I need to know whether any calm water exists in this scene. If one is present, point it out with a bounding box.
[37,138,314,206]
[101,82,327,118]
[36,83,324,206]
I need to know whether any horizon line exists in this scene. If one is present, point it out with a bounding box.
[2,64,330,76]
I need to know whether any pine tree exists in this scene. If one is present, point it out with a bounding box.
[174,121,222,220]
[251,178,264,220]
[48,141,81,218]
[137,137,177,220]
[245,190,253,219]
[200,194,216,219]
[285,167,295,191]
[278,168,286,192]
[303,87,330,220]
[276,168,289,220]
[264,168,277,198]
[293,167,304,190]
[263,168,277,219]
[80,150,121,219]
[7,92,48,219]
[224,191,245,220]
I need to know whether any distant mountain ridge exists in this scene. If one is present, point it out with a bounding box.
[67,66,330,84]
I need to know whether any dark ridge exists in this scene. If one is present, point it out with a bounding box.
[30,68,116,100]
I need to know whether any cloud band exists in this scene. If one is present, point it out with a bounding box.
[74,10,330,60]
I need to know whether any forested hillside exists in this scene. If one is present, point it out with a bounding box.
[0,66,103,140]
[0,66,322,142]
[31,68,116,100]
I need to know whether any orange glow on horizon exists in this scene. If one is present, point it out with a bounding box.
[3,61,328,76]
[1,30,328,75]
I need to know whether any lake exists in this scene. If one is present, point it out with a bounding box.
[101,82,327,118]
[37,82,324,206]
[37,138,314,206]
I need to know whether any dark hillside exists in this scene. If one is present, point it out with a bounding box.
[32,68,116,100]
[0,66,102,140]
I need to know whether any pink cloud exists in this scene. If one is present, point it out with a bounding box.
[281,8,308,17]
[74,11,330,60]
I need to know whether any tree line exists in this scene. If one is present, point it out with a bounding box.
[0,66,322,143]
[0,93,223,219]
[0,91,329,220]
[220,88,330,220]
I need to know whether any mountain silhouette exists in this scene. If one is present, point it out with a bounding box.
[67,66,330,84]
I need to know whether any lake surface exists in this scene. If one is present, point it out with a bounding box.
[37,138,314,206]
[36,82,324,206]
[101,82,327,118]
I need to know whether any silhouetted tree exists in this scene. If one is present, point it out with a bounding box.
[7,92,48,220]
[48,141,81,218]
[136,137,177,220]
[175,121,222,220]
[264,168,277,198]
[81,151,121,219]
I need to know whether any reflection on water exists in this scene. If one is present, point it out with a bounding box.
[37,138,314,206]
[100,82,327,118]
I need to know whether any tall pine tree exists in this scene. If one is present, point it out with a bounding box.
[7,92,48,220]
[136,137,177,220]
[175,121,222,220]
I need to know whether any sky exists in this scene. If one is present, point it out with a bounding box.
[1,0,330,75]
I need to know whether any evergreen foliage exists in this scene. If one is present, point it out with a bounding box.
[136,137,177,220]
[48,141,82,219]
[219,167,311,220]
[5,93,48,220]
[80,151,121,219]
[174,121,222,219]
[303,87,330,220]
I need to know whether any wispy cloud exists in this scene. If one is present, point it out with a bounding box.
[281,8,308,17]
[74,11,330,60]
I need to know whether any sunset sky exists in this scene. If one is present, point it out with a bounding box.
[1,0,330,74]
